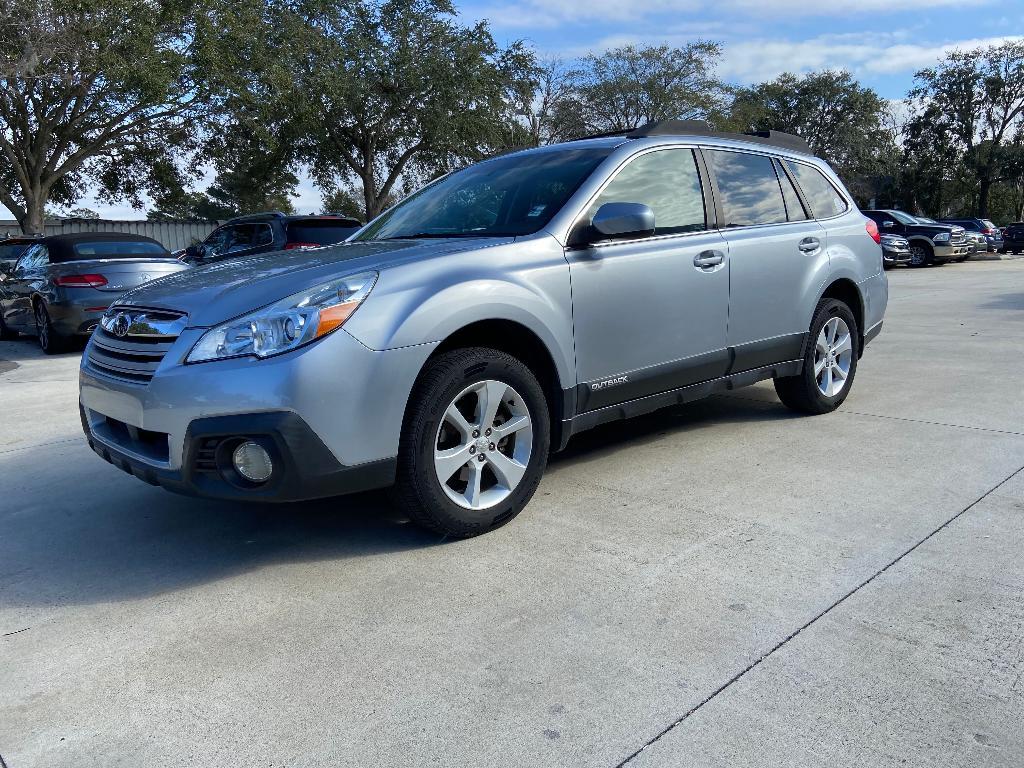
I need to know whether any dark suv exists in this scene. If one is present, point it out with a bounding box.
[1002,223,1024,254]
[182,212,363,264]
[938,217,1002,252]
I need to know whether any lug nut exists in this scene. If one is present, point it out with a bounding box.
[477,454,486,462]
[489,443,495,451]
[485,428,492,436]
[472,430,480,438]
[469,446,476,454]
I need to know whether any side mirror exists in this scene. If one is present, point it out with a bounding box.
[591,202,656,240]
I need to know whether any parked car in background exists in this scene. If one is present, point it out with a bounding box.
[1001,222,1024,254]
[80,120,887,538]
[181,212,363,265]
[0,233,187,353]
[880,233,911,268]
[0,235,42,274]
[862,210,968,266]
[939,217,1002,252]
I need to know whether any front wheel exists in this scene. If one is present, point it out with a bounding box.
[909,242,932,267]
[391,347,550,538]
[774,299,859,415]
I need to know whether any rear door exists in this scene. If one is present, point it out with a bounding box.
[568,146,730,411]
[703,148,828,371]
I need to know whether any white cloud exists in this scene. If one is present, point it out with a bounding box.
[466,0,990,28]
[719,33,1024,83]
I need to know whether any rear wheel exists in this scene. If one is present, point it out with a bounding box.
[34,302,68,354]
[774,299,859,415]
[391,347,550,538]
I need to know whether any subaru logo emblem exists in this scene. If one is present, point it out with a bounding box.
[111,313,131,338]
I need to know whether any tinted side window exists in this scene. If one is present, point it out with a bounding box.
[705,150,787,228]
[774,159,808,222]
[229,223,275,251]
[589,148,706,236]
[288,221,361,245]
[785,161,849,218]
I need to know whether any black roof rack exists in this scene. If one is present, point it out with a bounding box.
[576,119,813,155]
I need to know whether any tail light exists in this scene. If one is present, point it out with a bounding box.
[865,219,881,244]
[284,242,319,250]
[55,274,107,287]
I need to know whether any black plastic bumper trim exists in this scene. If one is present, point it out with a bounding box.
[82,406,396,502]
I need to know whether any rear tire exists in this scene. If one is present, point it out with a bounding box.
[391,347,550,538]
[34,302,68,354]
[774,299,859,415]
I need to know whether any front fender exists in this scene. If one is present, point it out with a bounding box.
[343,245,576,387]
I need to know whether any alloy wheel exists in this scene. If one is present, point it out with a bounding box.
[433,379,533,510]
[814,316,853,397]
[909,245,927,266]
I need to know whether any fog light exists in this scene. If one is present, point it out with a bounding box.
[232,441,273,483]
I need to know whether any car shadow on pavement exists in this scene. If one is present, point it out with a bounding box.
[980,292,1024,310]
[0,391,796,609]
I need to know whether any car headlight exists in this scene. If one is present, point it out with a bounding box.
[933,232,950,243]
[186,271,377,363]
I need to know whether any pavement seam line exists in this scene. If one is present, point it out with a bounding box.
[613,461,1024,767]
[722,392,1024,438]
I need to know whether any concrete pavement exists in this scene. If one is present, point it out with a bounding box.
[1,260,1022,767]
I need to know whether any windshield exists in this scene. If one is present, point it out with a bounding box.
[885,210,919,225]
[0,242,33,262]
[356,147,613,241]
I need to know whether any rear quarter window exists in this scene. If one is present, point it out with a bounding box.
[785,161,849,218]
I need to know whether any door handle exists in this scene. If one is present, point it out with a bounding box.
[798,237,820,253]
[693,249,725,268]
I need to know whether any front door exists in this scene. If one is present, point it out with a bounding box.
[568,147,730,412]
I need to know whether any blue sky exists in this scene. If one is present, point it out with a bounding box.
[4,0,1023,222]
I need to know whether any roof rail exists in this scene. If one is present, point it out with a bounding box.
[574,119,814,155]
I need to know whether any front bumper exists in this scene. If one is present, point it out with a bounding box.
[933,242,969,261]
[82,406,396,502]
[80,326,435,501]
[882,248,911,265]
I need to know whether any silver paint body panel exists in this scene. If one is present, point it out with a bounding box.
[80,133,887,489]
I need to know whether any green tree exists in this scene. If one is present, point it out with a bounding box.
[270,0,536,220]
[727,70,897,205]
[0,0,225,233]
[549,43,728,139]
[908,41,1024,217]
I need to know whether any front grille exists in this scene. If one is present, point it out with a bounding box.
[194,437,223,472]
[86,307,185,384]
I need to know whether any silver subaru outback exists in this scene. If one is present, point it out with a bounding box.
[79,120,887,537]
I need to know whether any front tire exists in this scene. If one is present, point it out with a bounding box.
[391,347,550,538]
[909,242,932,267]
[774,299,859,415]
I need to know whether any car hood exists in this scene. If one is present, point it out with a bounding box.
[114,238,511,326]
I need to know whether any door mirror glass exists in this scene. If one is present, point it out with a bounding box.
[591,202,656,239]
